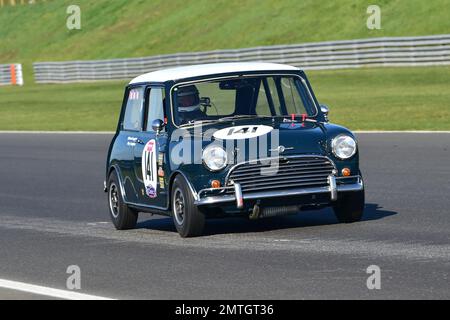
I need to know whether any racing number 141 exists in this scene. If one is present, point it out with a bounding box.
[227,126,259,136]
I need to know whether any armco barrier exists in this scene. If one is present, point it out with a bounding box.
[33,34,450,83]
[0,64,23,86]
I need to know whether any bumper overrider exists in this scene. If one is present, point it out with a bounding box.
[193,155,363,209]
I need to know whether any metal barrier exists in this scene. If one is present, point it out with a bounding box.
[0,0,45,8]
[0,64,23,86]
[33,34,450,83]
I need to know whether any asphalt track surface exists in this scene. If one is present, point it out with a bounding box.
[0,132,449,300]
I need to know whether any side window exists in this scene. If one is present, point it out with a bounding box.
[123,87,145,131]
[146,88,165,131]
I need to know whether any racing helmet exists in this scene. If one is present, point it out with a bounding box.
[176,85,200,112]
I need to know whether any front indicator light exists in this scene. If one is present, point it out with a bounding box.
[211,180,221,188]
[342,168,351,176]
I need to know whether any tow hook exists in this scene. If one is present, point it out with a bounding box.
[103,180,108,192]
[249,203,260,220]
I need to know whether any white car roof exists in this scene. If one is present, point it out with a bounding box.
[129,62,300,84]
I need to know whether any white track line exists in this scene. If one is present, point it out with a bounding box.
[0,279,115,300]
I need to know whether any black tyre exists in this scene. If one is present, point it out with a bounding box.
[171,175,205,237]
[333,189,365,223]
[107,171,138,230]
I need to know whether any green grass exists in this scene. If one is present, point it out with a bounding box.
[0,81,127,131]
[309,67,450,130]
[1,66,449,131]
[1,0,450,81]
[2,0,450,62]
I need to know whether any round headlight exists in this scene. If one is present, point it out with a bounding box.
[202,145,227,171]
[331,135,357,159]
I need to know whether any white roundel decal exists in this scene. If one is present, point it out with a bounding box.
[213,125,273,140]
[142,139,157,198]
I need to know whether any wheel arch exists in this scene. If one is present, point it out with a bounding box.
[107,164,128,203]
[168,171,199,210]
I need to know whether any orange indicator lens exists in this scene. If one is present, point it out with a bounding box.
[211,180,221,188]
[342,168,351,177]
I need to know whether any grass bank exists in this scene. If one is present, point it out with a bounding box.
[1,66,449,131]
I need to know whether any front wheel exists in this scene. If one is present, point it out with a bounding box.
[171,176,205,237]
[333,189,365,223]
[107,171,138,230]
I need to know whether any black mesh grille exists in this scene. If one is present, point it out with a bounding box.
[226,156,335,194]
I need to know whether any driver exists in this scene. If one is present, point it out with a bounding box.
[176,85,206,124]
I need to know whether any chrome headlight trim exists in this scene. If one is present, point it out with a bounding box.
[331,134,357,160]
[202,145,228,172]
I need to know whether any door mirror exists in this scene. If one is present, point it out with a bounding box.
[320,104,330,122]
[152,119,165,133]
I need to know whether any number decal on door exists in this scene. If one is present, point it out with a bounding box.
[142,139,157,198]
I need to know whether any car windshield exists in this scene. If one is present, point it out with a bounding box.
[172,75,317,126]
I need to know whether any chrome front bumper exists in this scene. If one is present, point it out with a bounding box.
[194,175,363,208]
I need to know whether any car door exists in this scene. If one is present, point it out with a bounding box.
[132,86,167,208]
[117,85,146,204]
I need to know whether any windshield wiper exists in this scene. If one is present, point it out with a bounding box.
[179,119,219,128]
[179,115,276,127]
[218,115,273,122]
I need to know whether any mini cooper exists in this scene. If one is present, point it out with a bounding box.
[105,62,364,237]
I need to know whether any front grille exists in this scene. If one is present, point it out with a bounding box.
[226,156,335,194]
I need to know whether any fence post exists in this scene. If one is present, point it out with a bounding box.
[7,64,23,86]
[16,64,24,85]
[10,64,16,85]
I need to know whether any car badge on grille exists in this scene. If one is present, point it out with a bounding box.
[270,145,294,154]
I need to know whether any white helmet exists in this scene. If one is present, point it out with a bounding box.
[177,85,200,113]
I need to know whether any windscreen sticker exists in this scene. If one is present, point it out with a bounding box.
[142,139,157,198]
[129,89,140,100]
[159,177,165,190]
[158,153,164,166]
